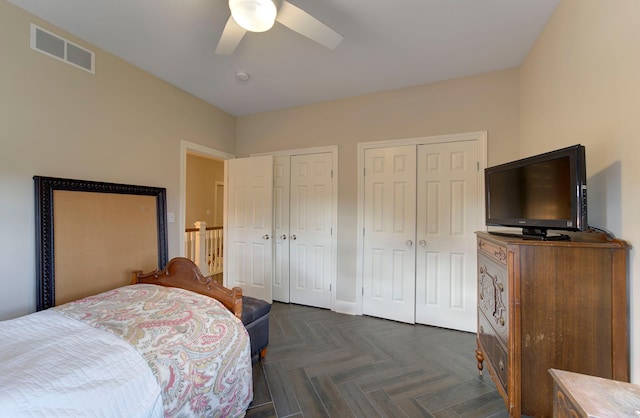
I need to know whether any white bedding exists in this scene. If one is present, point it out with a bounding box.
[0,309,164,418]
[0,284,253,417]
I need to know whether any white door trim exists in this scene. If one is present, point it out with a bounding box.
[252,145,338,312]
[252,145,337,158]
[356,131,487,315]
[179,140,234,258]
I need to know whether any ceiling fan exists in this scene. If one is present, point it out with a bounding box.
[215,0,344,55]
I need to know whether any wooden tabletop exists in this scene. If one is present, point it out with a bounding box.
[549,369,640,417]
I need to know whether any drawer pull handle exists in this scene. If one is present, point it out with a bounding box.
[499,317,505,326]
[498,283,504,292]
[499,360,505,371]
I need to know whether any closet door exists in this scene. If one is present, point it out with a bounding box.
[289,153,333,309]
[362,145,417,324]
[225,156,273,303]
[272,156,291,303]
[415,140,479,332]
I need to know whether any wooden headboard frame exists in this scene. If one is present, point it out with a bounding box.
[132,257,244,319]
[34,176,168,310]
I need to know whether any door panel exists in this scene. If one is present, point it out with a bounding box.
[362,145,416,324]
[415,140,479,332]
[289,153,333,308]
[226,156,273,303]
[273,156,291,303]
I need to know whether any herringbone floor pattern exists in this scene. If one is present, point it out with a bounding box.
[246,302,508,418]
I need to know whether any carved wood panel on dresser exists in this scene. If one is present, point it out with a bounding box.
[475,231,629,417]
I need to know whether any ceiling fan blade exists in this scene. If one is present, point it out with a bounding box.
[215,16,247,55]
[276,0,343,50]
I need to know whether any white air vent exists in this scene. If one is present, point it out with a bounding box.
[30,23,95,74]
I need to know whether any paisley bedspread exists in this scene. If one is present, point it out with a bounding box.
[54,284,253,418]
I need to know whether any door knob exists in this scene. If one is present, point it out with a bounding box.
[291,234,297,240]
[419,240,427,247]
[406,240,413,247]
[280,234,287,240]
[263,234,270,240]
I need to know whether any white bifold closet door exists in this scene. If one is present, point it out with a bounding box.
[362,145,417,324]
[414,140,479,332]
[273,153,333,309]
[362,140,479,332]
[273,156,291,303]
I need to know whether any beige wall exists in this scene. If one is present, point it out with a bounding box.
[0,0,236,319]
[236,68,521,303]
[186,154,224,227]
[520,0,640,381]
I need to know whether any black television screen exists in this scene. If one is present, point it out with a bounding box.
[485,145,587,240]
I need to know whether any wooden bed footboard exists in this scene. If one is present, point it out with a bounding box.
[132,257,243,319]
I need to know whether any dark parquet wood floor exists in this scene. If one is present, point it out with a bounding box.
[246,302,508,418]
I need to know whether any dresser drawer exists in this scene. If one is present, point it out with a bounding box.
[478,311,509,391]
[478,237,507,266]
[478,253,509,344]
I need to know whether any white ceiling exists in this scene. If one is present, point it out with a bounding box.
[8,0,559,116]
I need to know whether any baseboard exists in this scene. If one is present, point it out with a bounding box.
[333,300,357,316]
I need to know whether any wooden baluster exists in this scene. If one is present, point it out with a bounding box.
[194,221,208,276]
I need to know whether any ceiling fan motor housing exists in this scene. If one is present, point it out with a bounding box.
[229,0,277,32]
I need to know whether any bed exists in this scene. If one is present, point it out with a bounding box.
[0,257,253,417]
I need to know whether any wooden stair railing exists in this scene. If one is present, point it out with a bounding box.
[184,222,223,276]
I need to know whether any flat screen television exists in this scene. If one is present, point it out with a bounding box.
[485,144,587,240]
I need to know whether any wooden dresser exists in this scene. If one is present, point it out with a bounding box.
[475,231,629,417]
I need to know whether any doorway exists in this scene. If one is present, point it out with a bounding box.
[357,132,486,332]
[248,146,338,309]
[180,140,234,278]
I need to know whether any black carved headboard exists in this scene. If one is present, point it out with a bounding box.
[34,176,168,310]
